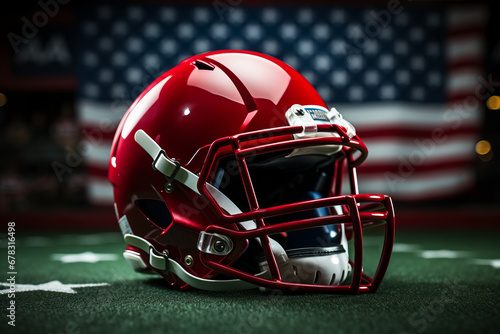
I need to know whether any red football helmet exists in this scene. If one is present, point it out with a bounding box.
[109,50,395,294]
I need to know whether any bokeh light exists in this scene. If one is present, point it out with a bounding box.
[0,93,6,107]
[486,95,500,110]
[475,140,492,155]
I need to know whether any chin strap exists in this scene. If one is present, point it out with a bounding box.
[123,233,260,291]
[134,129,200,194]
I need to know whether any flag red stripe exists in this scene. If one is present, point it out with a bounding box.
[81,125,118,141]
[448,58,482,72]
[358,158,473,175]
[87,165,110,179]
[447,24,485,39]
[357,124,478,140]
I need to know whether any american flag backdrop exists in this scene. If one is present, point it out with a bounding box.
[76,4,486,205]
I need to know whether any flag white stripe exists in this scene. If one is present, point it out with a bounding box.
[447,69,481,94]
[363,135,476,164]
[337,103,480,130]
[82,140,113,168]
[356,168,474,199]
[77,99,125,127]
[447,36,484,61]
[88,177,114,205]
[447,5,487,28]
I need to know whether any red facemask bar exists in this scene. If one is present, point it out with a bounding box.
[196,123,395,294]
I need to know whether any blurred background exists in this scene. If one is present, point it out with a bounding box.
[0,0,498,229]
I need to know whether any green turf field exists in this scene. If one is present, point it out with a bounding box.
[1,228,499,334]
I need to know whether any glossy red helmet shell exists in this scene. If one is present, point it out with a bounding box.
[109,50,395,293]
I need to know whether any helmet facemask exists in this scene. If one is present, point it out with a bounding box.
[212,150,351,286]
[196,113,395,293]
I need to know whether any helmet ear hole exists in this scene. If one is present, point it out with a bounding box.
[134,199,173,230]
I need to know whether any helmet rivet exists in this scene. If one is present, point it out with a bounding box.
[165,182,174,193]
[214,240,225,253]
[184,255,194,267]
[295,108,305,116]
